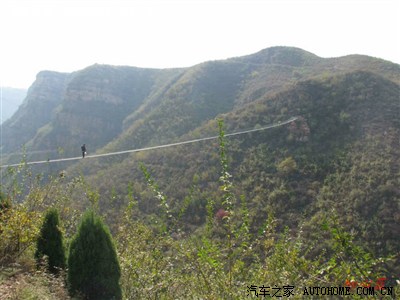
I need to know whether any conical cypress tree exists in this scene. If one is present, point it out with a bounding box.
[35,208,66,274]
[67,210,122,300]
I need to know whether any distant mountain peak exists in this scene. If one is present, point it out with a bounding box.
[233,46,321,67]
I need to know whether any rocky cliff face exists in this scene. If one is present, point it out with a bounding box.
[30,65,186,157]
[1,64,184,161]
[1,71,69,153]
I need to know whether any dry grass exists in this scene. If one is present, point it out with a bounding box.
[0,268,70,300]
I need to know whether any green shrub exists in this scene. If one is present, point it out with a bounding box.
[67,210,121,300]
[0,191,11,213]
[35,208,66,274]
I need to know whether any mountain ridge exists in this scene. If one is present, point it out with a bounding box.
[1,46,399,173]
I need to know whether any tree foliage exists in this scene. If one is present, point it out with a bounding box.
[35,208,66,274]
[67,210,122,300]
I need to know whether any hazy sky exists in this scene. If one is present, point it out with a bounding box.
[1,0,399,88]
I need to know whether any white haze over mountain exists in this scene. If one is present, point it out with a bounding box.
[1,0,399,89]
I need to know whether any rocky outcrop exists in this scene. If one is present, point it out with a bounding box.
[1,71,69,153]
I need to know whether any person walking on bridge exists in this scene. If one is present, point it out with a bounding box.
[81,144,87,158]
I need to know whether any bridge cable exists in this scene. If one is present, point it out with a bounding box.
[0,116,297,169]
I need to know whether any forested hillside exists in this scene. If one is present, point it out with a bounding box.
[0,47,399,298]
[80,70,399,253]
